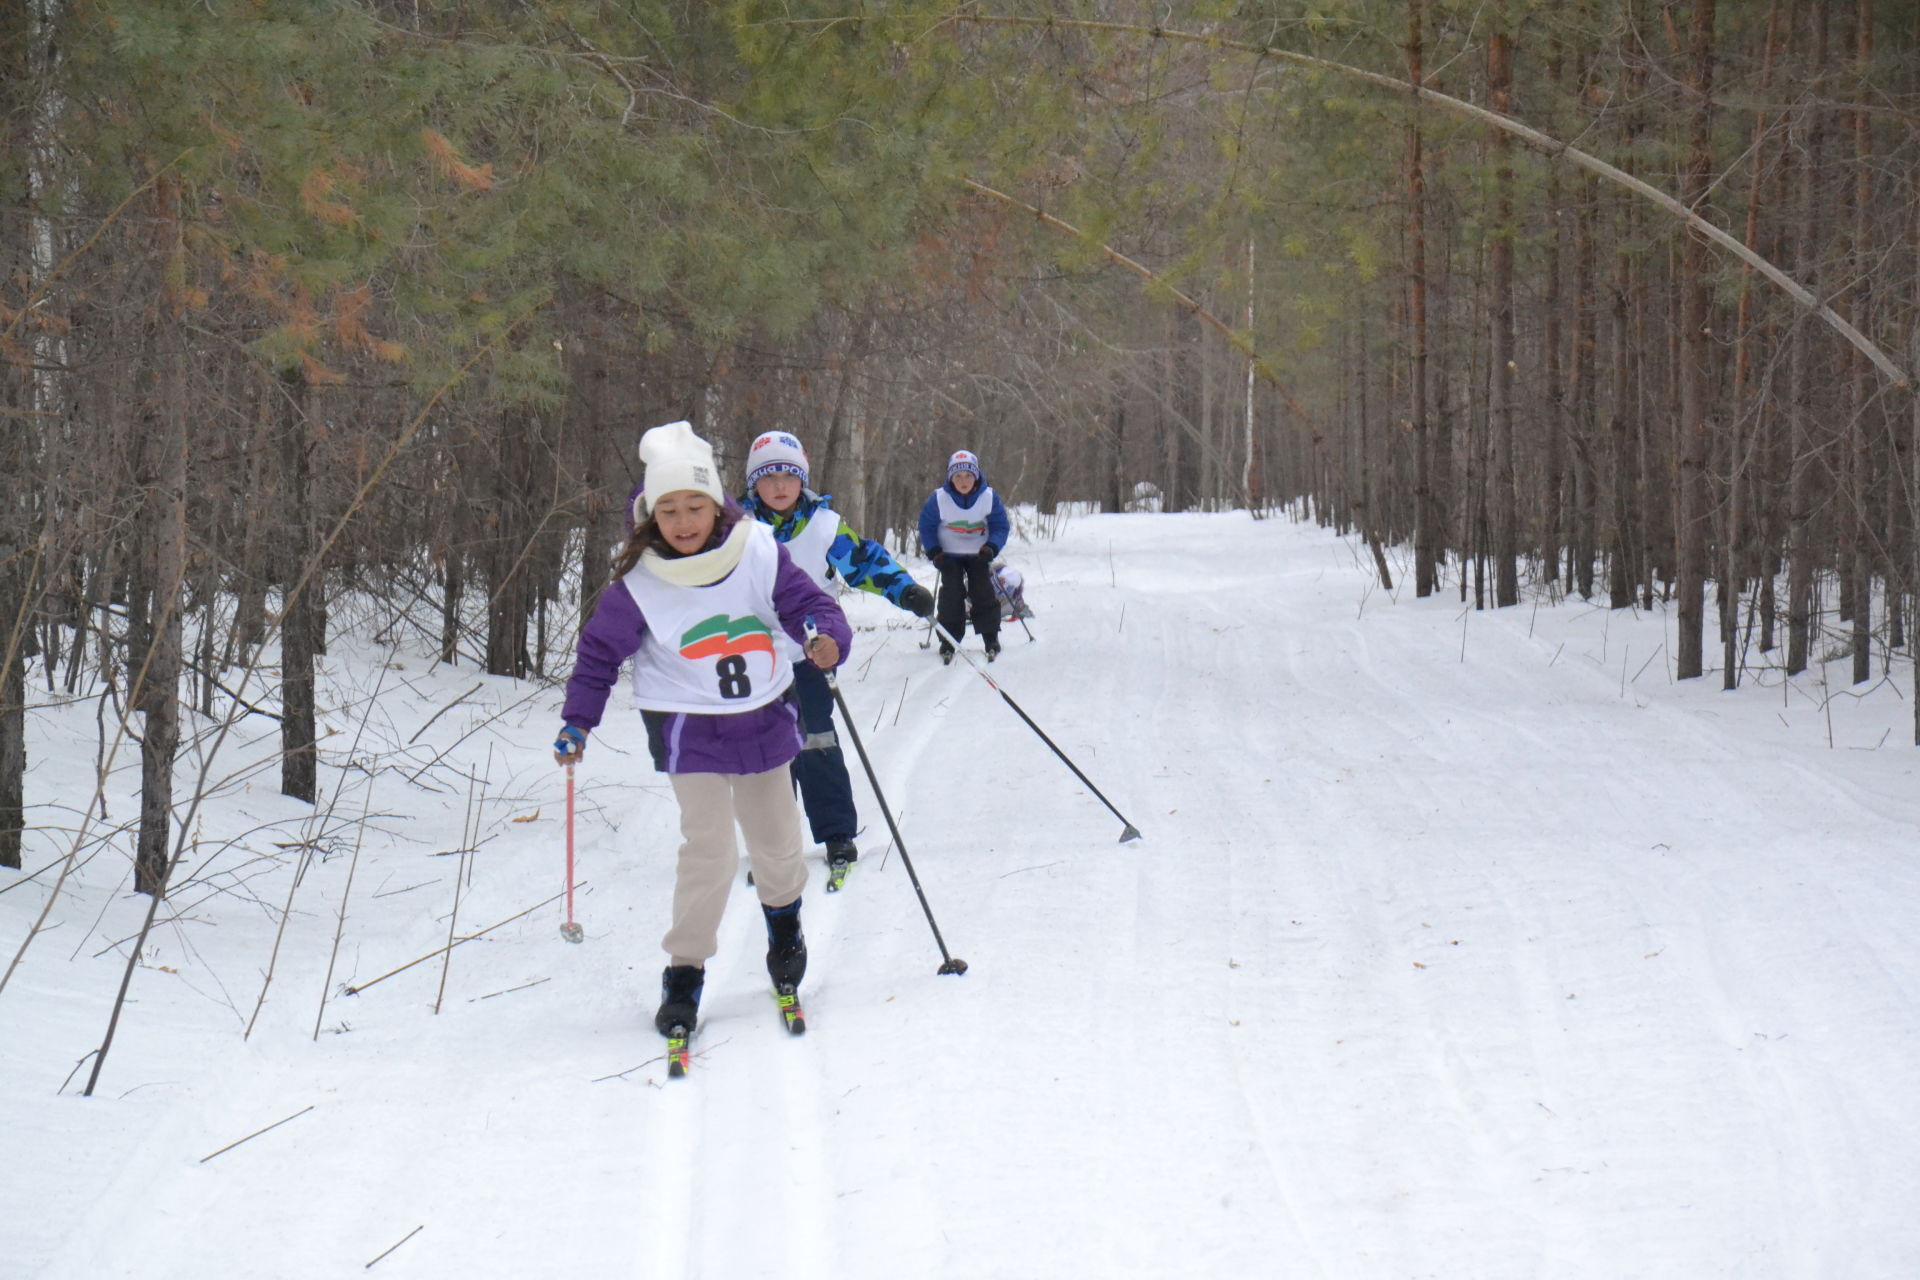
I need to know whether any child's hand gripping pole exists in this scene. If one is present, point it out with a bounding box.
[803,616,839,679]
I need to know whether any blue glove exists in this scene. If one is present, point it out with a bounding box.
[553,725,586,760]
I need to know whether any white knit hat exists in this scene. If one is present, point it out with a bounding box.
[745,431,810,487]
[947,449,981,481]
[634,421,724,519]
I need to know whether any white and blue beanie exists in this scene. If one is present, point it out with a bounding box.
[947,449,981,481]
[746,431,810,488]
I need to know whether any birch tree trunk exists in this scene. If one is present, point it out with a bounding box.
[1244,239,1261,511]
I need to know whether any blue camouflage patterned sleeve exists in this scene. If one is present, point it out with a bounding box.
[825,518,919,606]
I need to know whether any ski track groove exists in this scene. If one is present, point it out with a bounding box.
[1129,575,1342,1274]
[632,1055,701,1280]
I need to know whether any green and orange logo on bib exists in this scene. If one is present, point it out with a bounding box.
[680,614,777,681]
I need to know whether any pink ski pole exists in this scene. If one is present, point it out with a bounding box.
[560,762,583,943]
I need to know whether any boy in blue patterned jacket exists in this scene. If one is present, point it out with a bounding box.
[741,431,936,881]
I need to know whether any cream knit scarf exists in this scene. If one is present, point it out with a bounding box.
[638,519,752,587]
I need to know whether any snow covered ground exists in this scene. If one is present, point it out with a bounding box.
[6,509,1920,1280]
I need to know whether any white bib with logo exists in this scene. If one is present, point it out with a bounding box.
[934,486,995,555]
[624,524,801,713]
[780,504,841,591]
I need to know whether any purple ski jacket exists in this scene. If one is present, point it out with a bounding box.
[560,520,852,776]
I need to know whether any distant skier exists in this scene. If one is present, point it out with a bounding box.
[741,430,935,882]
[990,563,1032,622]
[918,449,1010,663]
[551,421,852,1041]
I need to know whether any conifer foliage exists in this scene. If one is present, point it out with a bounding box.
[7,2,1920,885]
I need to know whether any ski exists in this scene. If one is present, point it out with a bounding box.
[665,1027,692,1078]
[774,984,807,1035]
[825,857,854,893]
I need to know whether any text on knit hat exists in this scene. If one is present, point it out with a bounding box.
[746,431,810,487]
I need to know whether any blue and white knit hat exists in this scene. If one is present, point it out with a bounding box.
[947,449,981,481]
[746,431,810,487]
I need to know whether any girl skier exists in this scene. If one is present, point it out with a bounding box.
[741,431,935,882]
[552,421,852,1040]
[917,449,1010,662]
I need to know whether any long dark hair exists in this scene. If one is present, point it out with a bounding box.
[610,498,737,581]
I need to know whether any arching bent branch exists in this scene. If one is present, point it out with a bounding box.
[961,179,1395,589]
[941,14,1911,390]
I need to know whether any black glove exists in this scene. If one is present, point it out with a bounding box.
[929,550,947,568]
[901,584,935,618]
[978,542,997,562]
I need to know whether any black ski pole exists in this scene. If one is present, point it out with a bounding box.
[933,621,1141,843]
[808,620,967,975]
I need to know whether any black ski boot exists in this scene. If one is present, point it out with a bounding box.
[825,840,857,893]
[938,640,955,665]
[763,897,807,988]
[654,964,704,1036]
[983,635,1001,661]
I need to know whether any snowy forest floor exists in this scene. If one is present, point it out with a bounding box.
[6,510,1920,1280]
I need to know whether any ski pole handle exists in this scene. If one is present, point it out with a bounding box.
[802,615,837,682]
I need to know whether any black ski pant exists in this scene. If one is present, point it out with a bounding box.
[937,554,1000,646]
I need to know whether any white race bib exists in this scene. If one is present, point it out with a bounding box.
[934,486,995,555]
[623,524,802,713]
[781,504,841,590]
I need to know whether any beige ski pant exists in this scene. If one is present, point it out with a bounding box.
[662,765,806,966]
